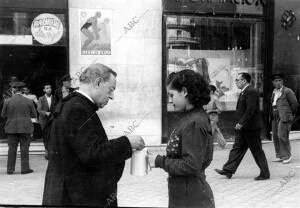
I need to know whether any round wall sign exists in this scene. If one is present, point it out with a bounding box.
[31,13,63,45]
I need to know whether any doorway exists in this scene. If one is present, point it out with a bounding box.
[0,45,68,140]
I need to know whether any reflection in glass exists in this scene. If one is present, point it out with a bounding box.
[165,15,265,111]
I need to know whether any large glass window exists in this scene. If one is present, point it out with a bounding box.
[165,15,265,112]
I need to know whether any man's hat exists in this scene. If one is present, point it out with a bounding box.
[60,75,72,82]
[10,81,26,88]
[271,73,284,80]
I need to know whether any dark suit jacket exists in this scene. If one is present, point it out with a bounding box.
[1,94,37,134]
[236,85,261,131]
[270,86,299,122]
[54,87,75,103]
[37,95,56,126]
[42,92,132,206]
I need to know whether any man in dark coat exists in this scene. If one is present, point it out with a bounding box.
[1,81,37,174]
[215,73,270,180]
[54,75,75,103]
[42,63,145,207]
[270,73,298,164]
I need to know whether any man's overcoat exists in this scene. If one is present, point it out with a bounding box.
[42,92,132,206]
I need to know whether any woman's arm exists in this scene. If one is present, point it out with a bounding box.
[155,121,211,176]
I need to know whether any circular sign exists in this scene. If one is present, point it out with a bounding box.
[31,13,63,45]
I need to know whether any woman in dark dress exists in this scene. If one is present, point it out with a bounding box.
[155,70,215,208]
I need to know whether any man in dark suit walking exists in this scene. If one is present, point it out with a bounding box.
[42,63,145,207]
[270,73,298,164]
[215,73,270,180]
[37,83,56,159]
[1,81,37,175]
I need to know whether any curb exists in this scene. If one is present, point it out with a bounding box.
[0,137,299,156]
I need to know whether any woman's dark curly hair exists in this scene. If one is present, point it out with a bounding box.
[167,70,211,108]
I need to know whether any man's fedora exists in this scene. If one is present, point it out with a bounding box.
[10,81,26,88]
[271,72,284,80]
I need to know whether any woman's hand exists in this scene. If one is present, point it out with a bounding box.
[147,152,158,169]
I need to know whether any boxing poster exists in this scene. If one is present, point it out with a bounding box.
[79,9,112,55]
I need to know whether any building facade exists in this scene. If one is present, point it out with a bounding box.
[1,0,299,144]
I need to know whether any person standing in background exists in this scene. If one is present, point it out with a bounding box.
[54,75,74,103]
[1,81,37,175]
[37,83,56,160]
[270,73,298,164]
[22,86,38,106]
[204,85,227,148]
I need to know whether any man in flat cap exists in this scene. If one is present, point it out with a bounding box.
[270,73,298,164]
[54,75,75,103]
[1,81,37,174]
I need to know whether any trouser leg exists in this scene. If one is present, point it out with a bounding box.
[272,119,281,158]
[20,134,31,172]
[7,134,19,172]
[247,130,270,177]
[223,131,248,174]
[214,127,227,148]
[278,121,292,160]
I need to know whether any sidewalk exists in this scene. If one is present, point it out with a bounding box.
[0,141,299,207]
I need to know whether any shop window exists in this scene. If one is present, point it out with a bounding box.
[164,15,265,112]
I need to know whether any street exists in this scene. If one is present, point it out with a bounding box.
[0,140,299,208]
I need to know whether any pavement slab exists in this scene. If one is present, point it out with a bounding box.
[0,140,299,207]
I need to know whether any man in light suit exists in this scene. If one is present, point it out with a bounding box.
[1,81,37,174]
[215,73,270,180]
[37,83,56,159]
[270,73,298,164]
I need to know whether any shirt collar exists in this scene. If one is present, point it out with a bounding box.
[76,90,94,104]
[241,84,249,92]
[274,86,283,92]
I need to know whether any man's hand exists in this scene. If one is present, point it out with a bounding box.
[45,112,51,116]
[235,123,243,130]
[127,135,145,150]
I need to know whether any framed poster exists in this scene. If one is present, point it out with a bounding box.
[79,9,112,55]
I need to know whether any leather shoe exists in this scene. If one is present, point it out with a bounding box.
[7,171,14,175]
[215,169,232,179]
[21,169,33,174]
[254,175,270,180]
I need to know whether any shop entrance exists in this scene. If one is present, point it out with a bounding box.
[0,0,69,140]
[0,45,68,140]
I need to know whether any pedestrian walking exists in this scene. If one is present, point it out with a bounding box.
[270,73,299,164]
[204,85,227,148]
[42,63,145,207]
[215,72,270,180]
[1,81,37,175]
[153,70,215,208]
[37,83,56,159]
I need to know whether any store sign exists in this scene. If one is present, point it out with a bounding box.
[191,0,266,6]
[163,0,265,14]
[31,13,63,45]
